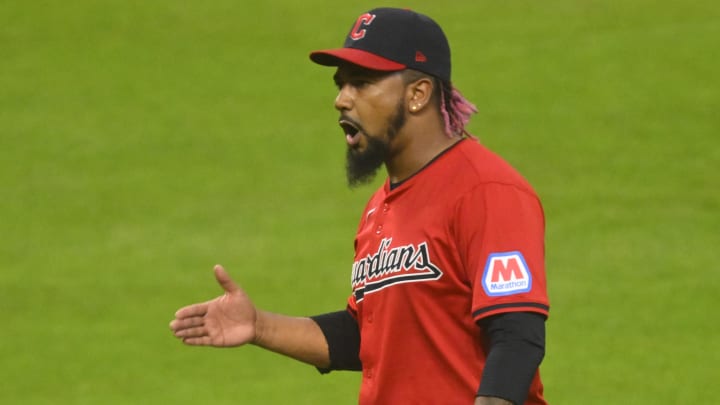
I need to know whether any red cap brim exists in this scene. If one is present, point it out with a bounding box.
[310,48,406,71]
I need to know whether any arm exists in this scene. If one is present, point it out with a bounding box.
[475,312,546,405]
[254,311,331,368]
[311,310,362,372]
[169,265,331,368]
[475,398,512,405]
[453,184,549,404]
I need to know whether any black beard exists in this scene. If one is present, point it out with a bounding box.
[346,100,407,188]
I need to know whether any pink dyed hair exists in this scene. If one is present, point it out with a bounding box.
[439,84,478,139]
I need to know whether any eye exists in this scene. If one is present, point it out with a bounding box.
[351,79,370,88]
[334,79,369,91]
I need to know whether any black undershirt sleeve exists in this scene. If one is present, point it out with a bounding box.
[477,311,546,405]
[310,310,362,373]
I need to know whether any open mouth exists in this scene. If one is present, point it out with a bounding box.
[339,119,362,146]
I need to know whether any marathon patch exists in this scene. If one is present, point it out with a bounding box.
[481,252,532,296]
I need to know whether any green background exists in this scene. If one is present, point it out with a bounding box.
[1,0,718,403]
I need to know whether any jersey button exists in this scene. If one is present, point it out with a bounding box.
[366,368,373,379]
[375,225,383,234]
[367,312,374,323]
[382,203,389,213]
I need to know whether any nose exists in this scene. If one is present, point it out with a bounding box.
[334,85,354,111]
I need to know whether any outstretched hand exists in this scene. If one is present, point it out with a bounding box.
[170,265,257,347]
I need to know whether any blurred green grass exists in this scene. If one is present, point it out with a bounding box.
[1,1,718,404]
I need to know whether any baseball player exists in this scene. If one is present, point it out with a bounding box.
[170,7,549,405]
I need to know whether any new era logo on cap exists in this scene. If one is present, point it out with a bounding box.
[481,252,532,296]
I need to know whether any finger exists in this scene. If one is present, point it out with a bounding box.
[169,316,205,332]
[175,302,208,319]
[183,336,212,346]
[214,264,239,294]
[174,325,208,339]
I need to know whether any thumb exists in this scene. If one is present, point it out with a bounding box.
[214,264,239,293]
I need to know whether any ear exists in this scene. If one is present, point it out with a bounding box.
[406,77,434,113]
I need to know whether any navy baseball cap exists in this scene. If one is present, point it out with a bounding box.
[310,8,451,82]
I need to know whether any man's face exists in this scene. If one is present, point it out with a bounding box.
[333,64,408,187]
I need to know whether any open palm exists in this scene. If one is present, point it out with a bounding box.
[170,265,257,347]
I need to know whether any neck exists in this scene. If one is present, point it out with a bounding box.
[385,115,462,184]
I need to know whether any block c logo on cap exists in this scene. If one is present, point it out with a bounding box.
[350,13,376,40]
[481,251,532,296]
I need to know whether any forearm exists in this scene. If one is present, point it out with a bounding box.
[475,397,512,405]
[477,312,546,405]
[252,310,330,368]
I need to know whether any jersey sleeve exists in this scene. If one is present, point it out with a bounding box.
[455,182,549,322]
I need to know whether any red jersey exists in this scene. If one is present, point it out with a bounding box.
[348,139,549,404]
